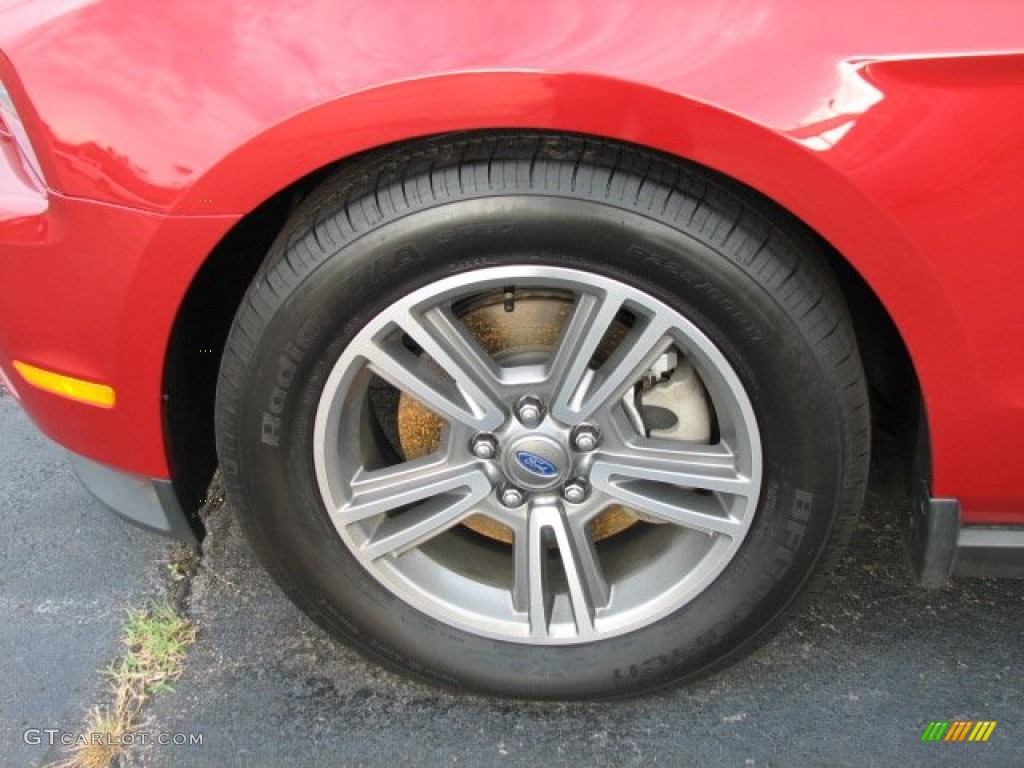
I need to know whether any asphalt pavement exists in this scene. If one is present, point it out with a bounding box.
[2,384,1021,767]
[0,387,174,767]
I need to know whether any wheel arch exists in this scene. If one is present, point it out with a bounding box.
[162,72,929,531]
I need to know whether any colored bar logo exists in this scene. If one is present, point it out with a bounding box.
[921,721,997,742]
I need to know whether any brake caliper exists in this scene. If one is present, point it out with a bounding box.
[638,349,712,442]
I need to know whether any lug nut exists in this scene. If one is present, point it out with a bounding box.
[514,395,545,428]
[470,433,499,460]
[499,485,526,508]
[571,424,601,452]
[562,479,590,504]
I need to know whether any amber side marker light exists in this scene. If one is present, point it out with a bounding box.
[12,361,116,408]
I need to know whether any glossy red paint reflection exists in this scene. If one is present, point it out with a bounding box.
[0,0,1022,522]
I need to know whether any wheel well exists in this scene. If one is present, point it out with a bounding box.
[163,130,925,538]
[163,184,297,535]
[822,247,926,493]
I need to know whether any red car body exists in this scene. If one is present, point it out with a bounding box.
[1,1,1022,567]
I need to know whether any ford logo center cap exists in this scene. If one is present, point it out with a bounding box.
[516,450,559,477]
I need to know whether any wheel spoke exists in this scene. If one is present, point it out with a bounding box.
[549,291,672,423]
[514,502,609,639]
[360,484,491,560]
[547,291,624,419]
[590,442,750,536]
[576,319,673,422]
[592,440,755,497]
[420,306,504,389]
[399,305,506,427]
[363,313,504,432]
[335,457,489,524]
[591,482,743,537]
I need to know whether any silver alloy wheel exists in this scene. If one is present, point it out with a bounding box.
[313,266,762,644]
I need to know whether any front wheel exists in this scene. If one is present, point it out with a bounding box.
[216,134,869,698]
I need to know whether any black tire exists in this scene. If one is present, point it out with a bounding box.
[215,133,869,699]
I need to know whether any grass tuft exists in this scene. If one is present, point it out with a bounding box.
[53,600,197,768]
